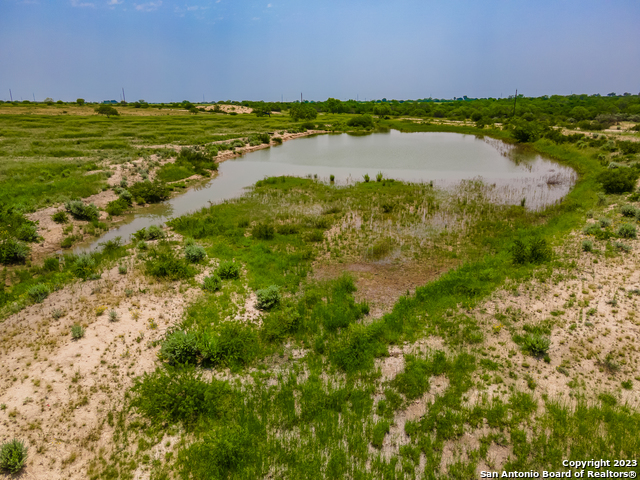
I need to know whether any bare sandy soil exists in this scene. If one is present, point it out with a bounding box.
[202,104,253,114]
[0,245,202,480]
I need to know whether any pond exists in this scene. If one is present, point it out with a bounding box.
[79,130,576,252]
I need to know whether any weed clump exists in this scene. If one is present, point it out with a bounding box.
[0,238,29,265]
[27,284,50,303]
[129,180,170,204]
[134,225,165,241]
[621,204,637,217]
[65,200,99,221]
[146,249,195,280]
[160,331,199,365]
[184,244,207,263]
[252,222,275,240]
[617,223,637,239]
[216,261,240,280]
[202,274,222,292]
[581,240,594,252]
[71,324,85,340]
[0,438,28,474]
[72,254,96,279]
[255,285,281,310]
[522,333,551,356]
[52,211,68,223]
[511,238,552,264]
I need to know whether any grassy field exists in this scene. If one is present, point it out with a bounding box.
[1,106,640,479]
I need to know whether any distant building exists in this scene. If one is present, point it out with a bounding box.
[102,100,118,104]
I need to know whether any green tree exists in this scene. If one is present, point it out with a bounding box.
[76,98,85,106]
[95,105,120,118]
[289,103,317,121]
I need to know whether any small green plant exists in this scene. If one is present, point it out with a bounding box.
[371,421,390,449]
[51,308,64,319]
[522,333,550,356]
[252,222,275,240]
[599,217,612,228]
[363,173,370,183]
[65,200,99,221]
[0,438,28,473]
[622,380,633,390]
[159,330,199,365]
[202,274,222,292]
[621,204,637,217]
[617,223,636,239]
[581,240,593,252]
[612,241,632,252]
[512,238,552,264]
[330,174,335,182]
[376,171,383,182]
[52,211,68,223]
[71,324,85,340]
[43,256,59,272]
[184,244,207,263]
[304,230,324,242]
[27,284,50,303]
[255,285,281,310]
[118,264,128,274]
[216,261,240,279]
[108,310,119,322]
[600,353,620,373]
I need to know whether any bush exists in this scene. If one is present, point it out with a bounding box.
[261,306,301,341]
[217,261,240,279]
[347,114,374,128]
[71,324,85,340]
[65,200,99,220]
[0,439,28,473]
[0,238,29,265]
[581,240,593,252]
[184,244,207,263]
[289,103,318,121]
[203,274,222,292]
[371,421,390,449]
[247,133,270,146]
[304,230,324,242]
[146,250,195,280]
[621,204,637,217]
[276,224,299,235]
[27,284,50,303]
[522,333,550,356]
[598,168,639,194]
[160,330,199,365]
[511,238,552,264]
[176,148,218,175]
[72,253,96,279]
[617,223,637,239]
[199,323,258,368]
[52,211,68,223]
[133,225,165,241]
[252,222,275,240]
[255,285,281,310]
[129,180,170,204]
[44,256,59,272]
[599,217,612,228]
[95,105,119,117]
[105,198,131,216]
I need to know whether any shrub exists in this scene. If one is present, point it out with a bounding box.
[599,217,612,228]
[347,114,374,128]
[184,244,207,263]
[146,250,195,280]
[304,230,324,242]
[272,136,283,145]
[522,333,550,356]
[612,241,632,252]
[95,105,119,117]
[176,148,218,175]
[376,171,383,182]
[581,240,593,252]
[289,103,317,121]
[160,331,199,365]
[15,224,38,242]
[105,198,130,216]
[202,274,222,292]
[261,306,301,341]
[276,224,299,235]
[0,238,29,265]
[44,256,59,272]
[363,173,370,183]
[511,238,552,264]
[247,133,270,146]
[621,204,637,217]
[0,439,28,473]
[100,236,123,253]
[598,168,639,194]
[133,225,165,241]
[617,223,637,239]
[71,324,85,340]
[52,211,68,223]
[118,264,128,274]
[216,261,240,279]
[65,200,99,221]
[27,284,50,303]
[72,253,96,279]
[330,174,335,182]
[108,310,119,322]
[199,323,258,368]
[255,285,281,310]
[252,222,275,240]
[129,180,170,204]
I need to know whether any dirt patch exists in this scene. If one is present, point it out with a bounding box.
[203,104,253,114]
[0,259,200,480]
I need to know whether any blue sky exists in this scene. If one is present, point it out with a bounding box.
[1,0,639,102]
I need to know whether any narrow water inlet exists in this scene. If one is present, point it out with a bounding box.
[77,131,576,253]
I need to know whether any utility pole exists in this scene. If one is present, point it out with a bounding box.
[301,92,302,103]
[512,89,518,116]
[33,93,35,102]
[122,88,126,103]
[9,89,12,101]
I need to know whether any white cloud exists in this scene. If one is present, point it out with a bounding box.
[107,0,123,5]
[187,5,198,10]
[134,0,161,11]
[71,0,96,7]
[267,3,271,7]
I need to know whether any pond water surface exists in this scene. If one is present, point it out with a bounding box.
[79,130,576,252]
